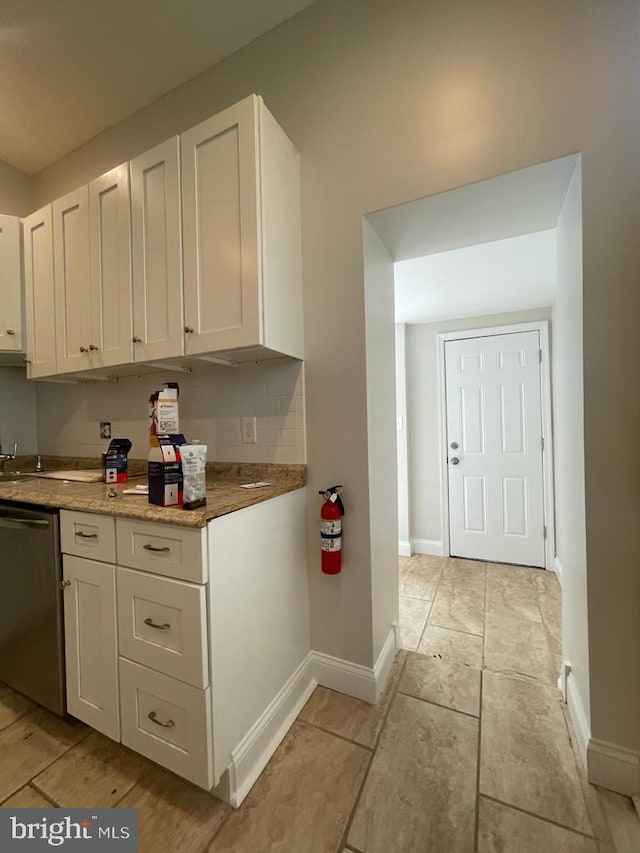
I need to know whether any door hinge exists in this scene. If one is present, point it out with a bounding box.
[543,524,547,539]
[541,436,545,451]
[539,349,543,363]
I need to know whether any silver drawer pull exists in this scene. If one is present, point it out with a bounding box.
[143,544,170,553]
[76,531,98,539]
[148,711,175,728]
[144,617,171,631]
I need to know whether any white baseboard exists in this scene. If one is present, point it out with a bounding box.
[223,653,316,808]
[398,540,411,557]
[566,674,590,767]
[215,627,400,807]
[552,556,563,586]
[411,538,444,557]
[587,738,640,796]
[311,626,398,704]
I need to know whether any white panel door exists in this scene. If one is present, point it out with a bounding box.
[89,164,133,368]
[62,555,120,741]
[23,206,57,378]
[181,94,261,355]
[445,331,545,567]
[130,137,184,362]
[53,187,92,373]
[0,215,23,352]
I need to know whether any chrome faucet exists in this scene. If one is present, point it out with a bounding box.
[0,442,18,470]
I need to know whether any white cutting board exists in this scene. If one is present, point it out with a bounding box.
[38,470,104,483]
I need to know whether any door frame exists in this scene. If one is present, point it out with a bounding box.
[436,320,556,571]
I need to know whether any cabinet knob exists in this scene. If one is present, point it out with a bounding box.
[132,336,142,343]
[59,579,71,589]
[89,344,99,352]
[5,329,15,336]
[184,326,194,334]
[79,346,89,353]
[24,357,31,365]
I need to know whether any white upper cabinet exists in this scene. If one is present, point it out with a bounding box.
[89,164,133,368]
[23,206,56,378]
[0,215,23,353]
[53,186,92,373]
[130,137,184,362]
[181,95,303,359]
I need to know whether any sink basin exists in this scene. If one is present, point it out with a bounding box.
[0,472,36,483]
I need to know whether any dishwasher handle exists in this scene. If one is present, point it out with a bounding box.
[0,516,50,530]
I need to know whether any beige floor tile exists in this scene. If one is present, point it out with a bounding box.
[597,787,640,853]
[484,610,557,683]
[399,652,480,716]
[33,730,149,807]
[399,595,430,650]
[428,561,486,636]
[1,784,54,808]
[399,555,443,600]
[0,708,88,802]
[486,562,535,587]
[478,797,597,852]
[418,625,484,668]
[480,671,591,835]
[299,651,406,747]
[0,683,37,731]
[429,582,485,636]
[119,764,230,853]
[210,721,369,853]
[485,575,542,623]
[348,693,477,853]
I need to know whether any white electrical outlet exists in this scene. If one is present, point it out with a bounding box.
[241,416,257,444]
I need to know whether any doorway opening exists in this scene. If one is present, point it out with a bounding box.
[363,153,586,683]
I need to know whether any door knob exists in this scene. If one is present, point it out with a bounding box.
[5,329,15,336]
[79,346,89,353]
[132,336,142,343]
[450,457,460,465]
[184,325,194,334]
[450,441,459,450]
[89,344,99,352]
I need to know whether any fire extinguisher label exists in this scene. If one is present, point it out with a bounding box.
[320,519,341,536]
[321,536,342,552]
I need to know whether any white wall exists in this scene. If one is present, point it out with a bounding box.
[0,367,38,456]
[28,0,640,756]
[395,230,558,325]
[363,219,398,662]
[0,159,32,217]
[395,325,410,554]
[553,161,590,737]
[36,359,305,463]
[406,308,552,546]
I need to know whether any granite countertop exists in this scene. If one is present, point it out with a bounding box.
[0,461,306,528]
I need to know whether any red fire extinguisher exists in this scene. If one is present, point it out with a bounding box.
[319,486,345,574]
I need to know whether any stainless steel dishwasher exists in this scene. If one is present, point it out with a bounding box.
[0,501,66,715]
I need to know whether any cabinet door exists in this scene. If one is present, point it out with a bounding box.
[0,215,23,352]
[89,164,133,368]
[23,206,56,378]
[53,187,92,373]
[62,555,120,741]
[130,137,184,362]
[181,95,261,355]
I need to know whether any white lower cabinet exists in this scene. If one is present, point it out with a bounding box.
[119,659,213,789]
[62,555,120,741]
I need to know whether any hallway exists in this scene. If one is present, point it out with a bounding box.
[0,557,637,851]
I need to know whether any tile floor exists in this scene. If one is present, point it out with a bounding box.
[0,555,638,852]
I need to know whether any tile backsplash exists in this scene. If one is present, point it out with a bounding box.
[0,367,38,455]
[35,359,306,463]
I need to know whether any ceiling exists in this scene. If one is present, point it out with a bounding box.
[369,154,578,262]
[0,0,316,175]
[394,230,557,325]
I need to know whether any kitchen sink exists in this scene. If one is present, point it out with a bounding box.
[0,472,37,483]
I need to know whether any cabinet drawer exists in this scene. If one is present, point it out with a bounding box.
[117,567,208,688]
[119,658,212,790]
[116,518,207,582]
[61,510,116,563]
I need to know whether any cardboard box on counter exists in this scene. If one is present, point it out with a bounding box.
[103,438,132,483]
[148,434,186,507]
